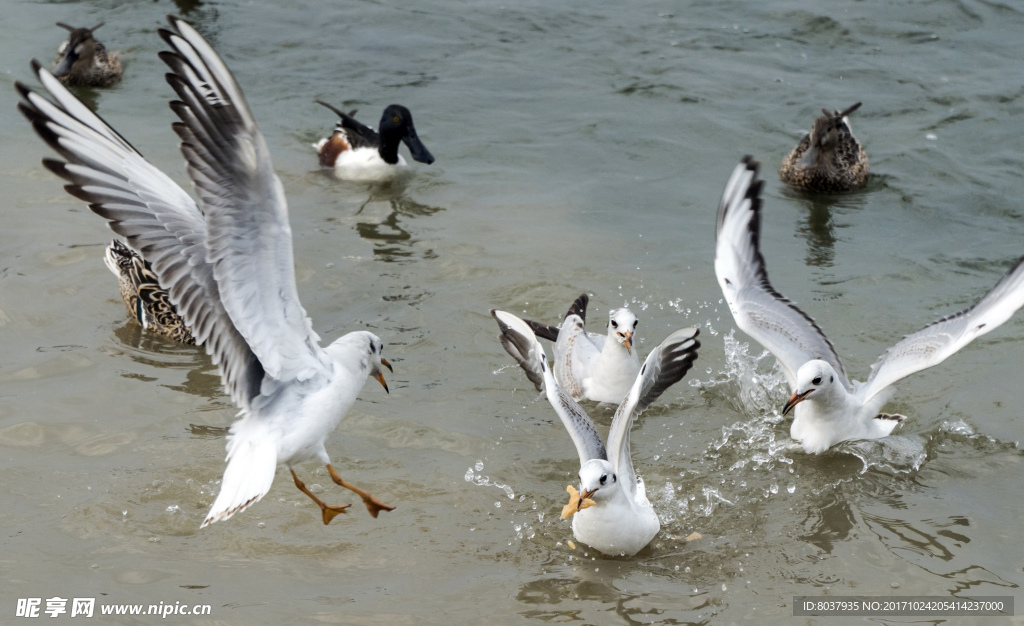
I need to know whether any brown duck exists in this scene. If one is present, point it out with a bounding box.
[104,240,194,344]
[779,103,868,192]
[53,22,123,88]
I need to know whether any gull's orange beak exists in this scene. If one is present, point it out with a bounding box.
[579,487,597,510]
[623,331,633,354]
[782,389,812,416]
[373,358,393,394]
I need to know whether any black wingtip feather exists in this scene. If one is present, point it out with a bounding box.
[524,319,560,342]
[567,293,588,323]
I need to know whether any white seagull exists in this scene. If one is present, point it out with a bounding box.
[491,310,700,556]
[715,156,1024,454]
[18,16,397,527]
[524,294,642,404]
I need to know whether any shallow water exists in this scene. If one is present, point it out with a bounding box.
[1,0,1022,623]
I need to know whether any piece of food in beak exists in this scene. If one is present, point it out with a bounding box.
[623,331,633,353]
[560,484,596,519]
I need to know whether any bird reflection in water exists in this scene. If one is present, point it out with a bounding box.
[111,323,224,406]
[783,188,866,269]
[353,186,444,264]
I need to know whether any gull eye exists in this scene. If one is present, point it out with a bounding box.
[599,475,607,485]
[812,376,822,385]
[611,320,618,328]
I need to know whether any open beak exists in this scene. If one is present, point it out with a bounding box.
[373,358,393,394]
[402,127,435,164]
[578,487,597,510]
[623,331,633,354]
[782,389,813,416]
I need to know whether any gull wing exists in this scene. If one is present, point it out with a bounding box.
[554,315,601,401]
[606,328,700,492]
[17,61,264,410]
[858,255,1024,403]
[158,16,328,385]
[523,293,591,343]
[491,310,607,465]
[714,156,850,390]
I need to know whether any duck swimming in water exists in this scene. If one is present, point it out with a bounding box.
[314,100,434,181]
[53,22,122,88]
[104,240,194,344]
[779,103,868,192]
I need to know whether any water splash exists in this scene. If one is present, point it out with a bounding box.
[464,461,515,500]
[843,436,927,474]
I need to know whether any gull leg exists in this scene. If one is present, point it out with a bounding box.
[290,468,350,525]
[326,464,395,518]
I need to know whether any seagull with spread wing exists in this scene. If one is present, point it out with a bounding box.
[18,16,396,527]
[715,156,1024,454]
[523,294,642,405]
[491,310,699,556]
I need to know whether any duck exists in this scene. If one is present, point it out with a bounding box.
[20,16,397,527]
[104,240,195,344]
[313,100,434,181]
[779,103,868,192]
[522,294,641,405]
[717,156,1024,454]
[492,310,700,556]
[52,22,122,88]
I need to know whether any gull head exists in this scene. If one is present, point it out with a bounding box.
[350,332,393,394]
[783,360,840,415]
[607,308,638,354]
[577,459,617,508]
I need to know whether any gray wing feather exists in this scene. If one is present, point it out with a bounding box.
[715,156,850,390]
[606,328,700,491]
[491,310,607,465]
[16,62,264,409]
[158,17,327,384]
[858,255,1024,403]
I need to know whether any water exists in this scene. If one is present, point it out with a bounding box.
[1,0,1022,622]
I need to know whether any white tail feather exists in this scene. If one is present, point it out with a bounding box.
[201,420,278,528]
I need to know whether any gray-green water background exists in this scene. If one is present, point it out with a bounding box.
[1,0,1022,623]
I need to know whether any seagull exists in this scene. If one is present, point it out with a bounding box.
[523,294,642,404]
[18,15,397,527]
[491,310,700,556]
[715,156,1024,454]
[314,100,434,181]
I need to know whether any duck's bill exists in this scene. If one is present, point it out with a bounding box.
[402,130,435,164]
[52,52,77,78]
[560,485,596,519]
[782,389,812,416]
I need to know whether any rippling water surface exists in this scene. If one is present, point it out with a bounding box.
[1,0,1022,622]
